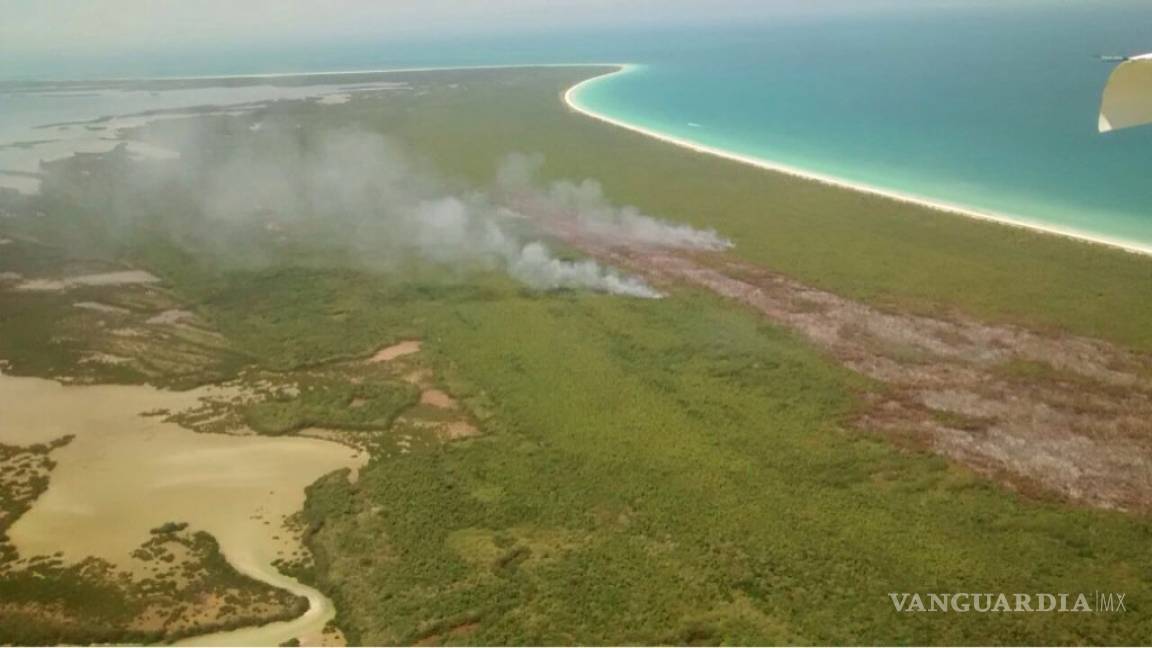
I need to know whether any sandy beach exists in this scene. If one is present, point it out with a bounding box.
[20,58,1127,260]
[564,65,1152,257]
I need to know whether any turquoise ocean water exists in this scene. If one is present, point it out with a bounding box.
[3,2,1151,248]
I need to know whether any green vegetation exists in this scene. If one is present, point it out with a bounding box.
[242,378,417,435]
[0,236,246,388]
[1,66,1150,645]
[285,280,1150,645]
[150,521,190,535]
[201,267,485,371]
[323,66,1152,352]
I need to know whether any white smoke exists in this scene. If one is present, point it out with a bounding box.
[508,242,662,299]
[193,129,662,298]
[497,152,732,251]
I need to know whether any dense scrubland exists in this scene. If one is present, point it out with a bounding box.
[0,66,1150,644]
[363,67,1152,352]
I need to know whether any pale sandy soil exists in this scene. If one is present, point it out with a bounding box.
[79,352,132,366]
[73,301,131,314]
[146,309,196,325]
[369,340,421,363]
[0,372,366,645]
[16,270,160,291]
[420,389,458,409]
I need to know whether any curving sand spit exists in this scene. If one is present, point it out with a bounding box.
[564,65,1152,257]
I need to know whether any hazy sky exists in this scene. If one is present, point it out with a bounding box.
[1,0,1018,57]
[5,1,729,54]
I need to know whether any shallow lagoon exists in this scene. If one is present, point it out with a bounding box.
[0,372,365,645]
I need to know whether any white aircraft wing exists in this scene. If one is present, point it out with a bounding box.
[1100,53,1152,133]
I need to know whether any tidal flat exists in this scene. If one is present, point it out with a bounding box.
[0,66,1150,645]
[0,373,364,645]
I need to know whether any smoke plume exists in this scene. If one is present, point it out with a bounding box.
[94,125,729,299]
[495,152,732,251]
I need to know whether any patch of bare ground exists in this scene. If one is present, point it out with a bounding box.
[397,371,480,444]
[15,270,160,292]
[369,340,421,363]
[2,253,238,387]
[73,295,235,385]
[561,233,1152,512]
[420,389,458,409]
[146,308,196,325]
[74,301,130,314]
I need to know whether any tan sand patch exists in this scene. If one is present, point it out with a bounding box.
[79,352,132,366]
[17,270,160,292]
[419,389,457,409]
[111,327,147,337]
[369,340,421,363]
[146,309,196,325]
[73,301,131,314]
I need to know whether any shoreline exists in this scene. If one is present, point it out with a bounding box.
[9,60,1150,257]
[175,549,335,646]
[564,65,1152,258]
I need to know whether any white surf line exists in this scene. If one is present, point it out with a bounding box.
[564,65,1152,257]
